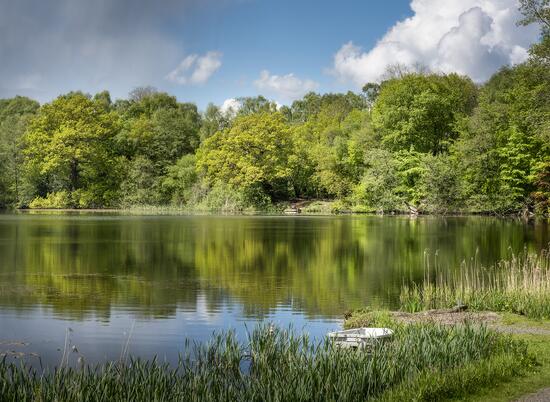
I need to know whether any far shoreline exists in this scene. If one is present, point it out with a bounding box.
[2,207,548,220]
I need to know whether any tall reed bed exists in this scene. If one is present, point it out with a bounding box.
[400,248,550,318]
[0,324,530,401]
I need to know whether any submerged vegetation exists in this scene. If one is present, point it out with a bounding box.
[0,324,532,401]
[0,1,549,215]
[400,248,550,319]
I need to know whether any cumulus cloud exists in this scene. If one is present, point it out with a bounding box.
[166,52,222,85]
[254,70,319,101]
[332,0,540,85]
[220,98,241,117]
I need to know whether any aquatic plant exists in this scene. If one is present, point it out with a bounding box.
[0,323,531,401]
[400,248,550,319]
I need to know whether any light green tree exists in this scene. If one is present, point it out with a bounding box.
[24,92,121,208]
[197,112,293,201]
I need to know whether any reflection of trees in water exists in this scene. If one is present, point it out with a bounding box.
[0,218,202,319]
[0,216,548,321]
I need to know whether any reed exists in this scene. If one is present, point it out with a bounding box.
[400,248,550,318]
[0,323,530,401]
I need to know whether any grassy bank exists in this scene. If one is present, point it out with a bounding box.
[344,309,550,402]
[345,246,550,401]
[467,332,550,402]
[0,323,531,401]
[400,249,550,319]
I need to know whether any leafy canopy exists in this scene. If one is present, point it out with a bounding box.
[197,112,293,200]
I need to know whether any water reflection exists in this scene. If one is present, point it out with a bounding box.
[0,215,548,319]
[0,214,548,364]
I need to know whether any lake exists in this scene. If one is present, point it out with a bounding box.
[0,213,548,367]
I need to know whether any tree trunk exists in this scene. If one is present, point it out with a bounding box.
[70,159,79,191]
[405,201,419,215]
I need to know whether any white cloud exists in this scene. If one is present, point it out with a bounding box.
[331,0,540,85]
[220,98,241,117]
[254,70,319,101]
[166,51,222,85]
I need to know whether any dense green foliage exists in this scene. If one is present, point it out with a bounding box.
[0,97,39,207]
[197,112,293,203]
[24,93,121,208]
[0,5,548,214]
[371,73,477,154]
[0,324,531,401]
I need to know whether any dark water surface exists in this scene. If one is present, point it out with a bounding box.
[0,213,548,366]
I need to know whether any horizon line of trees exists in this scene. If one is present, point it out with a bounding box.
[0,1,549,215]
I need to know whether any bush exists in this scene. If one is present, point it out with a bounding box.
[193,182,273,213]
[29,191,72,209]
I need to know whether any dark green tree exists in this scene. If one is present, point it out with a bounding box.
[371,73,477,154]
[0,97,39,207]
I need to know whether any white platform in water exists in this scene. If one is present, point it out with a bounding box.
[327,328,394,348]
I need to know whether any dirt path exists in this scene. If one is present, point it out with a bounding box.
[492,326,550,336]
[389,310,550,335]
[516,388,550,402]
[390,310,501,326]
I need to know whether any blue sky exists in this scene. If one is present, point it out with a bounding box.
[0,0,540,109]
[163,0,412,106]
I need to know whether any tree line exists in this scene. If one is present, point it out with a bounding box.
[0,1,548,215]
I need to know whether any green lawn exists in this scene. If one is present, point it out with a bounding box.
[464,315,550,402]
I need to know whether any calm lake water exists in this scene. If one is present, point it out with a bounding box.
[0,213,548,366]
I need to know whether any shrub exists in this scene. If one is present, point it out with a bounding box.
[29,191,72,209]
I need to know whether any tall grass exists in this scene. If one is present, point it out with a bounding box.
[400,248,550,318]
[0,324,530,401]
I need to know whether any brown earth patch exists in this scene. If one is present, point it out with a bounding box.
[389,310,501,326]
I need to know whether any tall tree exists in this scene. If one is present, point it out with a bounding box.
[519,0,550,64]
[371,73,477,154]
[236,96,278,116]
[23,92,121,208]
[116,91,201,205]
[199,103,230,141]
[456,62,550,213]
[197,112,293,200]
[0,97,39,207]
[117,91,200,164]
